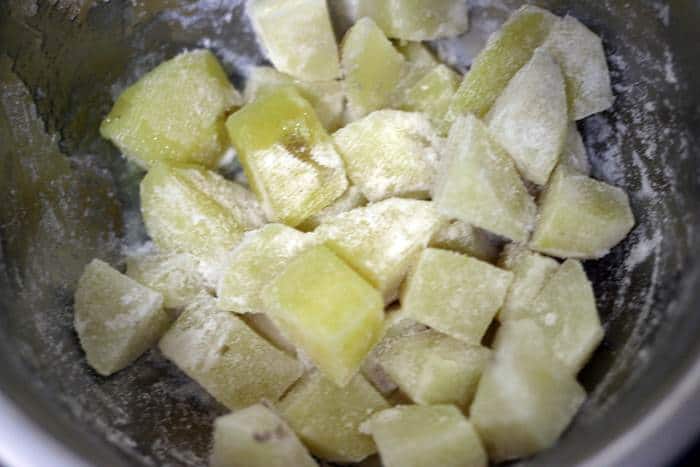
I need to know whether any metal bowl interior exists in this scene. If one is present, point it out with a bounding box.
[0,1,699,466]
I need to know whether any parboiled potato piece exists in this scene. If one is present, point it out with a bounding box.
[263,245,384,387]
[242,313,298,356]
[430,220,501,263]
[486,49,568,186]
[528,259,604,372]
[126,252,206,309]
[342,18,406,121]
[444,6,557,130]
[470,320,585,461]
[243,66,344,131]
[298,185,367,231]
[159,294,303,410]
[247,0,340,81]
[433,115,536,243]
[225,86,348,227]
[210,404,317,467]
[498,244,560,322]
[362,405,487,467]
[333,110,441,202]
[396,42,440,70]
[543,15,614,120]
[402,248,513,344]
[530,167,635,259]
[74,260,169,376]
[278,371,390,463]
[560,124,591,175]
[140,163,264,259]
[377,330,490,407]
[315,198,444,303]
[217,224,316,314]
[401,64,461,128]
[100,50,240,169]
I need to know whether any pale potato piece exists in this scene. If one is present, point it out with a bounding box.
[362,405,487,467]
[560,124,592,175]
[100,50,240,169]
[396,42,440,70]
[278,371,389,463]
[247,0,340,81]
[402,248,512,344]
[471,320,586,461]
[333,110,441,202]
[530,167,635,259]
[210,404,317,467]
[342,18,406,121]
[217,224,316,314]
[401,64,461,128]
[498,244,560,322]
[543,15,614,120]
[242,313,298,356]
[433,115,536,243]
[486,48,568,185]
[315,198,444,302]
[298,185,367,231]
[74,259,169,376]
[430,221,501,263]
[159,294,303,410]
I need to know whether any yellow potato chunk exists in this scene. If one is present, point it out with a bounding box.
[263,245,384,387]
[486,49,568,185]
[278,371,389,463]
[217,224,317,314]
[210,404,317,467]
[74,259,169,376]
[333,110,441,202]
[430,221,501,263]
[247,0,340,81]
[298,185,367,231]
[376,330,490,407]
[401,64,461,128]
[243,66,344,131]
[444,6,557,128]
[530,167,635,259]
[100,50,240,169]
[159,294,303,410]
[433,115,536,243]
[543,15,614,120]
[402,248,513,344]
[393,42,441,102]
[242,313,298,356]
[315,198,444,302]
[226,86,348,226]
[342,18,406,121]
[498,244,560,322]
[528,259,604,372]
[560,124,591,175]
[362,405,487,467]
[126,252,206,309]
[140,163,264,259]
[471,320,585,461]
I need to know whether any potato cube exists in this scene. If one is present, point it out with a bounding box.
[470,320,586,461]
[247,0,340,81]
[225,86,348,226]
[530,167,635,259]
[543,15,614,120]
[445,6,557,128]
[396,42,440,70]
[159,294,303,410]
[100,50,240,169]
[242,313,298,356]
[376,330,490,407]
[217,224,316,314]
[430,221,501,263]
[402,248,513,344]
[278,371,389,463]
[74,259,169,376]
[298,185,367,231]
[263,245,384,387]
[210,404,317,467]
[140,163,264,259]
[498,244,560,322]
[315,198,444,302]
[243,66,344,131]
[341,18,406,121]
[362,405,487,467]
[486,48,568,185]
[333,110,441,202]
[126,252,206,309]
[433,115,536,243]
[528,259,604,372]
[560,124,591,175]
[400,64,461,128]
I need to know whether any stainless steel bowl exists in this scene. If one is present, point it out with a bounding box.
[1,1,699,466]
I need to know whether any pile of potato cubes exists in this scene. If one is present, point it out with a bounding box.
[76,1,635,465]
